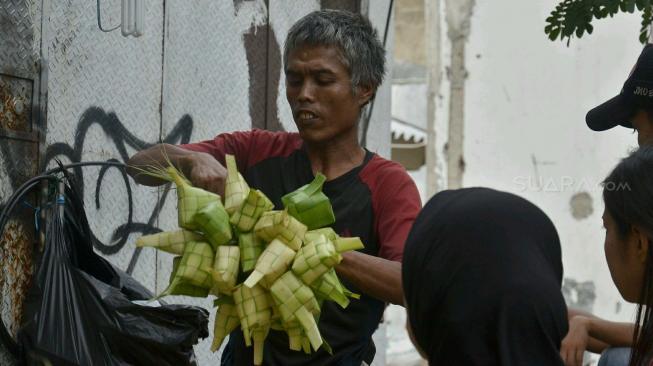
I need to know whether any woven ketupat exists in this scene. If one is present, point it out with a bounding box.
[224,154,250,214]
[292,233,340,285]
[194,201,233,249]
[161,255,211,298]
[238,232,264,272]
[211,298,240,352]
[282,320,311,353]
[293,233,364,286]
[304,227,337,242]
[310,268,359,309]
[233,284,273,365]
[305,229,365,255]
[269,271,323,351]
[210,245,240,295]
[164,241,214,293]
[168,167,221,230]
[254,210,307,251]
[244,238,296,289]
[230,189,274,232]
[135,157,367,358]
[281,173,335,230]
[135,229,204,255]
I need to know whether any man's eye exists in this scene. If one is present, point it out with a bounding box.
[287,77,301,86]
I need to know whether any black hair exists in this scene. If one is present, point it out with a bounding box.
[603,146,653,366]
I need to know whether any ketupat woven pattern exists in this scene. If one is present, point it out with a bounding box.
[224,155,251,214]
[195,201,233,249]
[292,233,340,285]
[135,156,364,364]
[310,268,355,309]
[244,239,296,289]
[172,241,215,288]
[211,300,240,352]
[269,271,322,351]
[164,256,211,298]
[176,185,221,230]
[281,173,335,230]
[211,245,240,295]
[254,210,307,251]
[230,189,274,232]
[238,232,264,272]
[135,229,204,255]
[233,284,273,341]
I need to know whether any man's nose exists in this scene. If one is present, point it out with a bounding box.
[297,81,315,102]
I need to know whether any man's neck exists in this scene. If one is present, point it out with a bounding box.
[305,134,366,181]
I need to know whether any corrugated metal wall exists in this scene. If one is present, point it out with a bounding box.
[1,0,395,364]
[0,1,43,364]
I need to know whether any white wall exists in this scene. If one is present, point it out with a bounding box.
[464,2,641,323]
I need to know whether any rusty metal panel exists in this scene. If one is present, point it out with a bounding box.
[0,74,34,134]
[0,139,38,366]
[0,1,42,363]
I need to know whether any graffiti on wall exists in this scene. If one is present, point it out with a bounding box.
[41,107,194,273]
[32,2,290,274]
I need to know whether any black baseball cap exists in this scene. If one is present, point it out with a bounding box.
[586,44,653,131]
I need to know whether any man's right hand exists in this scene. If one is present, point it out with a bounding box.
[127,144,228,197]
[182,151,228,197]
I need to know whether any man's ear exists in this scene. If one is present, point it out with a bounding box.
[632,225,650,264]
[357,84,375,107]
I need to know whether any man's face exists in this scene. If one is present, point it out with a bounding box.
[285,45,373,144]
[631,109,653,146]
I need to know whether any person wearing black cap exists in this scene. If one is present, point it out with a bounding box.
[558,45,653,366]
[402,188,569,365]
[586,44,653,145]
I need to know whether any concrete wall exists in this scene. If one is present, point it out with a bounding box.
[464,0,641,326]
[0,0,393,364]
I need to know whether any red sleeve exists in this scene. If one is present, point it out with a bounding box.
[179,129,302,172]
[360,157,422,262]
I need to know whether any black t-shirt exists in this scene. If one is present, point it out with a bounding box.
[182,129,421,366]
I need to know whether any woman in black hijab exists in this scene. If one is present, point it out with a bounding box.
[402,188,568,365]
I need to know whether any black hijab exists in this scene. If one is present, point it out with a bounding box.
[402,188,568,365]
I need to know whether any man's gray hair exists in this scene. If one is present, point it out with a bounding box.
[283,10,386,92]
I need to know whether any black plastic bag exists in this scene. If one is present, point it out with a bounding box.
[17,177,209,366]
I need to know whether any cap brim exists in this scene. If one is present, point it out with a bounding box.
[586,94,634,131]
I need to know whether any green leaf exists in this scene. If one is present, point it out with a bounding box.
[546,0,649,44]
[636,0,651,11]
[626,0,637,13]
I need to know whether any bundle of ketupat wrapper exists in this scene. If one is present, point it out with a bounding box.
[135,154,363,365]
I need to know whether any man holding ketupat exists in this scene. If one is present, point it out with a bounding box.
[127,10,420,366]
